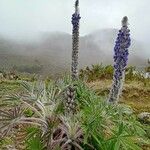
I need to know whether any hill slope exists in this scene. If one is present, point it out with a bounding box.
[0,29,148,74]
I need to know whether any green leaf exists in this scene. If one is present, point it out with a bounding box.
[26,136,43,150]
[91,134,107,150]
[114,139,121,150]
[121,138,141,150]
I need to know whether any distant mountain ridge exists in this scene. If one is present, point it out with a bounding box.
[0,29,148,74]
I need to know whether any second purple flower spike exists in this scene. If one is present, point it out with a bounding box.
[108,16,131,103]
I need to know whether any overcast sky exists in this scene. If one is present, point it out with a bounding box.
[0,0,150,49]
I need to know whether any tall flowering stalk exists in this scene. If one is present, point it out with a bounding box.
[65,0,81,114]
[71,0,81,81]
[108,16,131,103]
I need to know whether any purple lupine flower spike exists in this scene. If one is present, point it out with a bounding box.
[108,16,131,103]
[71,0,81,81]
[65,0,81,114]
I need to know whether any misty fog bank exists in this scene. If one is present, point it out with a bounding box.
[0,28,149,75]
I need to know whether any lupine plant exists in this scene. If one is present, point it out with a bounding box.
[108,16,131,103]
[65,0,81,114]
[71,0,81,81]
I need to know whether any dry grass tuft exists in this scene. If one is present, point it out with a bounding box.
[87,79,150,114]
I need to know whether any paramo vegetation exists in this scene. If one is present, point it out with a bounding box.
[0,0,150,150]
